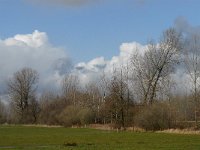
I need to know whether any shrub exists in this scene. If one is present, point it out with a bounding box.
[59,105,80,127]
[59,105,94,127]
[0,101,7,124]
[77,108,94,125]
[134,102,176,131]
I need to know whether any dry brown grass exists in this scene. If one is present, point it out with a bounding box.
[88,124,146,132]
[126,126,145,132]
[89,124,112,130]
[13,124,200,135]
[157,128,200,135]
[22,124,63,128]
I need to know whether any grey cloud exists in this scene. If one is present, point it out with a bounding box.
[25,0,148,7]
[93,63,106,70]
[174,17,190,33]
[75,67,93,75]
[134,0,147,5]
[172,17,200,94]
[75,66,85,71]
[174,17,200,55]
[52,58,73,75]
[25,0,100,7]
[174,17,200,35]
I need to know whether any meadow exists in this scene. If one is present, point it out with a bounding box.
[0,125,200,150]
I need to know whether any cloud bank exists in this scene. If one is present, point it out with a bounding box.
[73,42,147,85]
[0,30,70,93]
[0,29,147,93]
[72,18,200,94]
[1,17,199,96]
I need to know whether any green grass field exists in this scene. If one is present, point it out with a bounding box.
[0,125,200,150]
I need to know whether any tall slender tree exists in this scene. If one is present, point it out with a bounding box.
[184,33,200,126]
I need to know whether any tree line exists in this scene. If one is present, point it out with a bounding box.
[1,28,200,131]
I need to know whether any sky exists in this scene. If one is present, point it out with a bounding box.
[0,0,200,62]
[1,0,200,95]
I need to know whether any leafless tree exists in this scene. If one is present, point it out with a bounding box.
[0,100,6,124]
[131,28,181,105]
[62,74,79,106]
[184,33,200,126]
[29,97,40,123]
[106,67,129,129]
[38,91,66,125]
[84,82,101,123]
[7,67,39,123]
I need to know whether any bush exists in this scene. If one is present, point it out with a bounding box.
[38,97,66,125]
[77,108,94,125]
[59,105,80,127]
[59,105,94,127]
[0,101,7,124]
[134,102,176,131]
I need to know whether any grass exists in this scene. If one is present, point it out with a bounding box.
[0,125,200,149]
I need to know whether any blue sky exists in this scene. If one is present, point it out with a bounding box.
[0,0,200,63]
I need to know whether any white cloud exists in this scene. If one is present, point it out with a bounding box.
[76,57,106,72]
[4,30,48,48]
[0,31,148,93]
[109,42,147,68]
[0,29,194,96]
[120,42,147,56]
[71,40,193,96]
[0,30,70,93]
[73,41,148,86]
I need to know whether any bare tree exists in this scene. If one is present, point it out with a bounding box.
[131,28,181,105]
[29,97,40,123]
[84,82,101,123]
[184,33,200,126]
[0,100,6,124]
[62,74,79,106]
[38,91,67,125]
[7,67,39,123]
[106,67,128,129]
